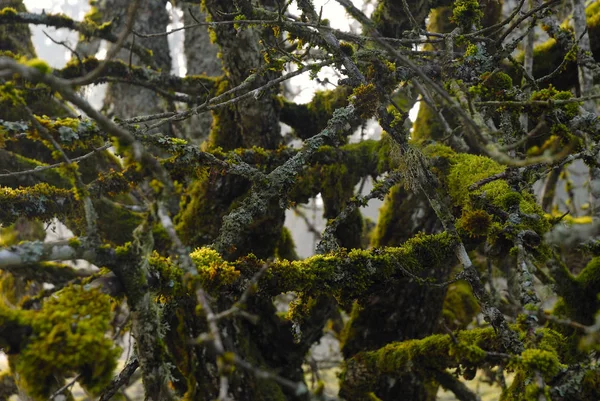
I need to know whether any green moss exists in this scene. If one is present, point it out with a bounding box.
[411,103,445,142]
[67,236,81,248]
[0,7,17,16]
[0,183,76,224]
[339,300,362,350]
[369,183,430,247]
[280,86,352,140]
[24,58,50,74]
[441,281,480,330]
[554,257,600,326]
[581,368,600,400]
[351,83,379,120]
[274,227,298,261]
[0,82,27,120]
[424,144,550,237]
[190,247,240,293]
[456,209,492,237]
[451,0,483,30]
[517,349,565,381]
[148,252,186,298]
[469,71,514,102]
[339,41,355,56]
[267,232,456,306]
[340,327,500,398]
[528,85,580,120]
[12,285,120,399]
[341,326,567,399]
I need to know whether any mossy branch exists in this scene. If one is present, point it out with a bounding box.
[1,261,92,284]
[0,9,156,67]
[56,57,219,98]
[339,325,566,399]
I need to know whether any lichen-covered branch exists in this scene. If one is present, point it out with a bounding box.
[213,104,359,256]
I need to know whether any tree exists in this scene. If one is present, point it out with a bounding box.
[0,0,599,400]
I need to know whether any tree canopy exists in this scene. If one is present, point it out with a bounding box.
[0,0,599,400]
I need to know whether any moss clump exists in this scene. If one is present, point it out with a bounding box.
[341,326,567,399]
[149,252,185,298]
[67,236,81,248]
[0,82,27,120]
[339,41,355,56]
[456,209,492,237]
[0,183,76,224]
[351,83,379,119]
[190,247,240,293]
[12,285,120,399]
[424,144,550,237]
[451,0,483,30]
[24,58,51,74]
[469,71,514,101]
[0,7,17,16]
[528,85,580,120]
[517,349,565,381]
[340,327,501,398]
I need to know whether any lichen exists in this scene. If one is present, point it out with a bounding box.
[0,183,76,224]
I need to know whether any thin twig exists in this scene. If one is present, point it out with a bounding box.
[48,374,81,400]
[99,356,140,401]
[0,142,111,178]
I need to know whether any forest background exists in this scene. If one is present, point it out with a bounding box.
[0,0,599,400]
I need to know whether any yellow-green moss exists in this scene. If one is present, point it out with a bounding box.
[24,58,50,74]
[451,0,483,30]
[190,247,240,293]
[517,349,565,380]
[528,85,580,120]
[469,71,514,101]
[268,232,456,307]
[274,227,298,261]
[0,183,76,224]
[424,144,550,236]
[441,281,480,330]
[12,285,120,399]
[341,326,567,399]
[0,7,18,16]
[412,103,445,142]
[351,83,379,120]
